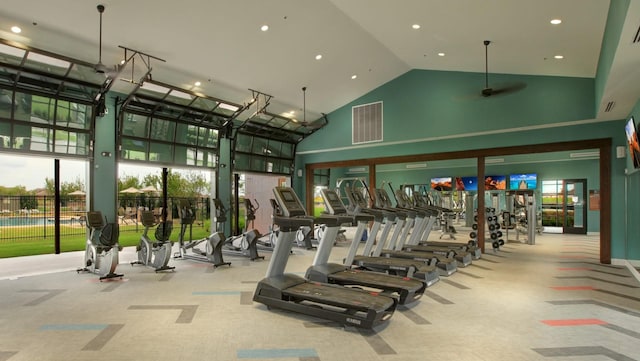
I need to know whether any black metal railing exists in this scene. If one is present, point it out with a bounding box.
[0,195,210,242]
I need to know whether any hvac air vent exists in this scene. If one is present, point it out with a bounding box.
[605,101,615,112]
[352,101,383,144]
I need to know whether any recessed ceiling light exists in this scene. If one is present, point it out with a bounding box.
[438,52,445,57]
[260,25,269,32]
[554,55,564,59]
[412,24,421,30]
[550,19,562,25]
[315,54,322,60]
[351,74,357,79]
[119,59,126,65]
[11,26,21,34]
[194,81,201,86]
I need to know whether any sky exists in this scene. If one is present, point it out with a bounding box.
[0,154,209,190]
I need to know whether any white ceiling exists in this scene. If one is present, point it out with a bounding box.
[0,0,637,122]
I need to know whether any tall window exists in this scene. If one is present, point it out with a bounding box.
[541,180,563,227]
[234,132,295,175]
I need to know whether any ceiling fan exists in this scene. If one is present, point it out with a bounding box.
[94,4,118,76]
[481,40,526,97]
[295,86,327,130]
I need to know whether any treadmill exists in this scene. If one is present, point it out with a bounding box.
[413,193,482,259]
[343,186,441,287]
[372,188,458,276]
[393,190,474,266]
[306,188,427,304]
[253,187,397,329]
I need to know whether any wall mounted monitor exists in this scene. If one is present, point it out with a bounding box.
[455,176,478,191]
[509,173,537,190]
[625,116,640,168]
[484,175,506,190]
[431,177,452,191]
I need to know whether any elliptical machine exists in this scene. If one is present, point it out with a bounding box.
[213,199,263,261]
[255,199,281,250]
[77,211,123,281]
[131,210,175,272]
[174,201,231,268]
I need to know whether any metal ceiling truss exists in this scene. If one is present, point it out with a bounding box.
[234,88,328,144]
[0,38,328,148]
[0,38,109,106]
[119,78,247,129]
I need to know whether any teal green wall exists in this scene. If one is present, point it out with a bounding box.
[92,98,118,221]
[595,0,630,112]
[218,137,232,234]
[295,66,631,259]
[299,69,594,157]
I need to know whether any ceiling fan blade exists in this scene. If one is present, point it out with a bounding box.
[478,40,526,98]
[482,82,527,97]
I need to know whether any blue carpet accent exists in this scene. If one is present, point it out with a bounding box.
[237,348,318,358]
[40,324,107,331]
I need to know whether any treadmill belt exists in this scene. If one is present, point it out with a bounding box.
[353,255,422,269]
[330,269,422,291]
[283,282,395,311]
[383,249,454,264]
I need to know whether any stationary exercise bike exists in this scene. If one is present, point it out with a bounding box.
[77,211,123,281]
[131,210,175,272]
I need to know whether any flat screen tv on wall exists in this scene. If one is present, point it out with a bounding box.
[624,116,640,169]
[484,175,506,190]
[431,177,452,191]
[509,173,537,190]
[455,176,478,191]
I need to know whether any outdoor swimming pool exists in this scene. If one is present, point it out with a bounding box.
[0,217,77,227]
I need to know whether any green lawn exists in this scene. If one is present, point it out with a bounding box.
[0,223,212,258]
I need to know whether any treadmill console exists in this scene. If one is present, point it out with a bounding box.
[347,187,368,209]
[320,188,348,215]
[413,193,428,207]
[395,190,411,208]
[374,188,393,208]
[273,187,307,217]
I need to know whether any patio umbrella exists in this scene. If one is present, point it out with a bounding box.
[140,185,158,193]
[68,190,86,196]
[119,186,143,194]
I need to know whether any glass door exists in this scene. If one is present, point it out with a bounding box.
[563,179,587,234]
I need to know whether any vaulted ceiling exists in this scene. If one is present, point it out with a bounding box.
[0,0,638,121]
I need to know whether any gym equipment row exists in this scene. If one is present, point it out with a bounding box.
[254,187,415,329]
[390,190,476,265]
[341,186,441,287]
[370,187,459,275]
[254,184,505,329]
